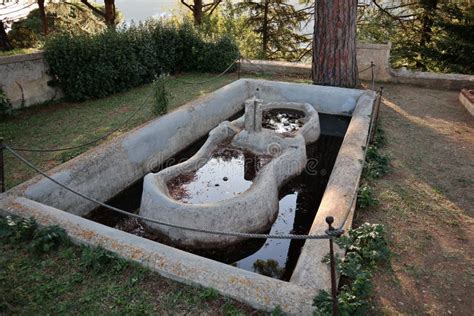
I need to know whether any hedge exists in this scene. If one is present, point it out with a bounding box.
[44,21,239,101]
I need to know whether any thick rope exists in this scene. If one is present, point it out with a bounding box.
[6,88,154,153]
[5,145,346,240]
[173,60,237,85]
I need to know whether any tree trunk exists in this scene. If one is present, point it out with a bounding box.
[0,20,13,51]
[104,0,116,26]
[419,0,438,47]
[262,0,269,58]
[193,0,203,25]
[37,0,48,36]
[312,0,358,88]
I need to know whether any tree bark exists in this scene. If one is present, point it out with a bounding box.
[262,0,269,58]
[0,20,13,51]
[193,0,203,25]
[37,0,48,36]
[312,0,358,88]
[181,0,222,25]
[419,0,438,47]
[104,0,116,26]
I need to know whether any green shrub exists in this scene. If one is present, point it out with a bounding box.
[357,183,378,209]
[313,223,390,315]
[0,216,68,253]
[152,75,171,115]
[0,216,37,243]
[44,21,239,101]
[30,225,68,253]
[372,126,386,148]
[363,145,389,179]
[79,246,128,274]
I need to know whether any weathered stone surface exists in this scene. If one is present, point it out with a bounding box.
[139,100,320,249]
[1,80,376,314]
[0,52,62,109]
[459,89,474,116]
[240,43,474,91]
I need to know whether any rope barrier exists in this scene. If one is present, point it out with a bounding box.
[6,88,154,153]
[240,58,377,91]
[173,60,237,85]
[4,145,346,240]
[358,64,374,74]
[5,60,237,153]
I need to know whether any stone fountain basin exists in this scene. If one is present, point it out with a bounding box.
[1,79,376,314]
[140,102,321,249]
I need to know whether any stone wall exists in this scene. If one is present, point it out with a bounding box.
[1,43,473,110]
[241,42,474,91]
[0,52,62,109]
[356,42,392,81]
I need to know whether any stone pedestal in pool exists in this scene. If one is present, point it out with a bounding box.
[139,99,321,249]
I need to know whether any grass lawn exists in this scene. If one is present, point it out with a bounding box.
[0,239,258,315]
[1,73,473,314]
[0,72,241,189]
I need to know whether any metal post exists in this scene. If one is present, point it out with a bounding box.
[375,86,384,124]
[0,137,5,193]
[370,61,375,91]
[326,216,339,316]
[237,55,241,80]
[369,87,384,144]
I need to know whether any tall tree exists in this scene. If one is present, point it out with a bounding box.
[180,0,223,25]
[312,0,358,87]
[0,19,13,51]
[80,0,116,26]
[365,0,473,73]
[237,0,309,60]
[37,0,48,35]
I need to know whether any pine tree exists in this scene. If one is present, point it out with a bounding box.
[237,0,309,61]
[312,0,358,87]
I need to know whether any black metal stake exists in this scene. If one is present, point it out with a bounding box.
[0,137,5,193]
[370,61,375,91]
[237,55,241,80]
[326,216,339,316]
[369,86,384,144]
[375,86,384,124]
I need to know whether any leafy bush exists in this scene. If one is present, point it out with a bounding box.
[30,225,68,253]
[0,216,68,253]
[314,223,390,315]
[79,246,128,274]
[152,75,171,115]
[372,125,385,148]
[363,145,389,179]
[45,21,239,101]
[0,216,37,243]
[357,183,378,209]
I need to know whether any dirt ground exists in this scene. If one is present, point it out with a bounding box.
[355,83,474,315]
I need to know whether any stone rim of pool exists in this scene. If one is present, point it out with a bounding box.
[0,79,377,314]
[139,99,321,249]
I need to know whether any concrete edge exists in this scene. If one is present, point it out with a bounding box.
[0,195,315,315]
[0,51,45,66]
[240,60,474,90]
[459,89,474,116]
[5,79,251,198]
[290,91,376,290]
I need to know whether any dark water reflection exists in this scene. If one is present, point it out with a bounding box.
[86,114,349,280]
